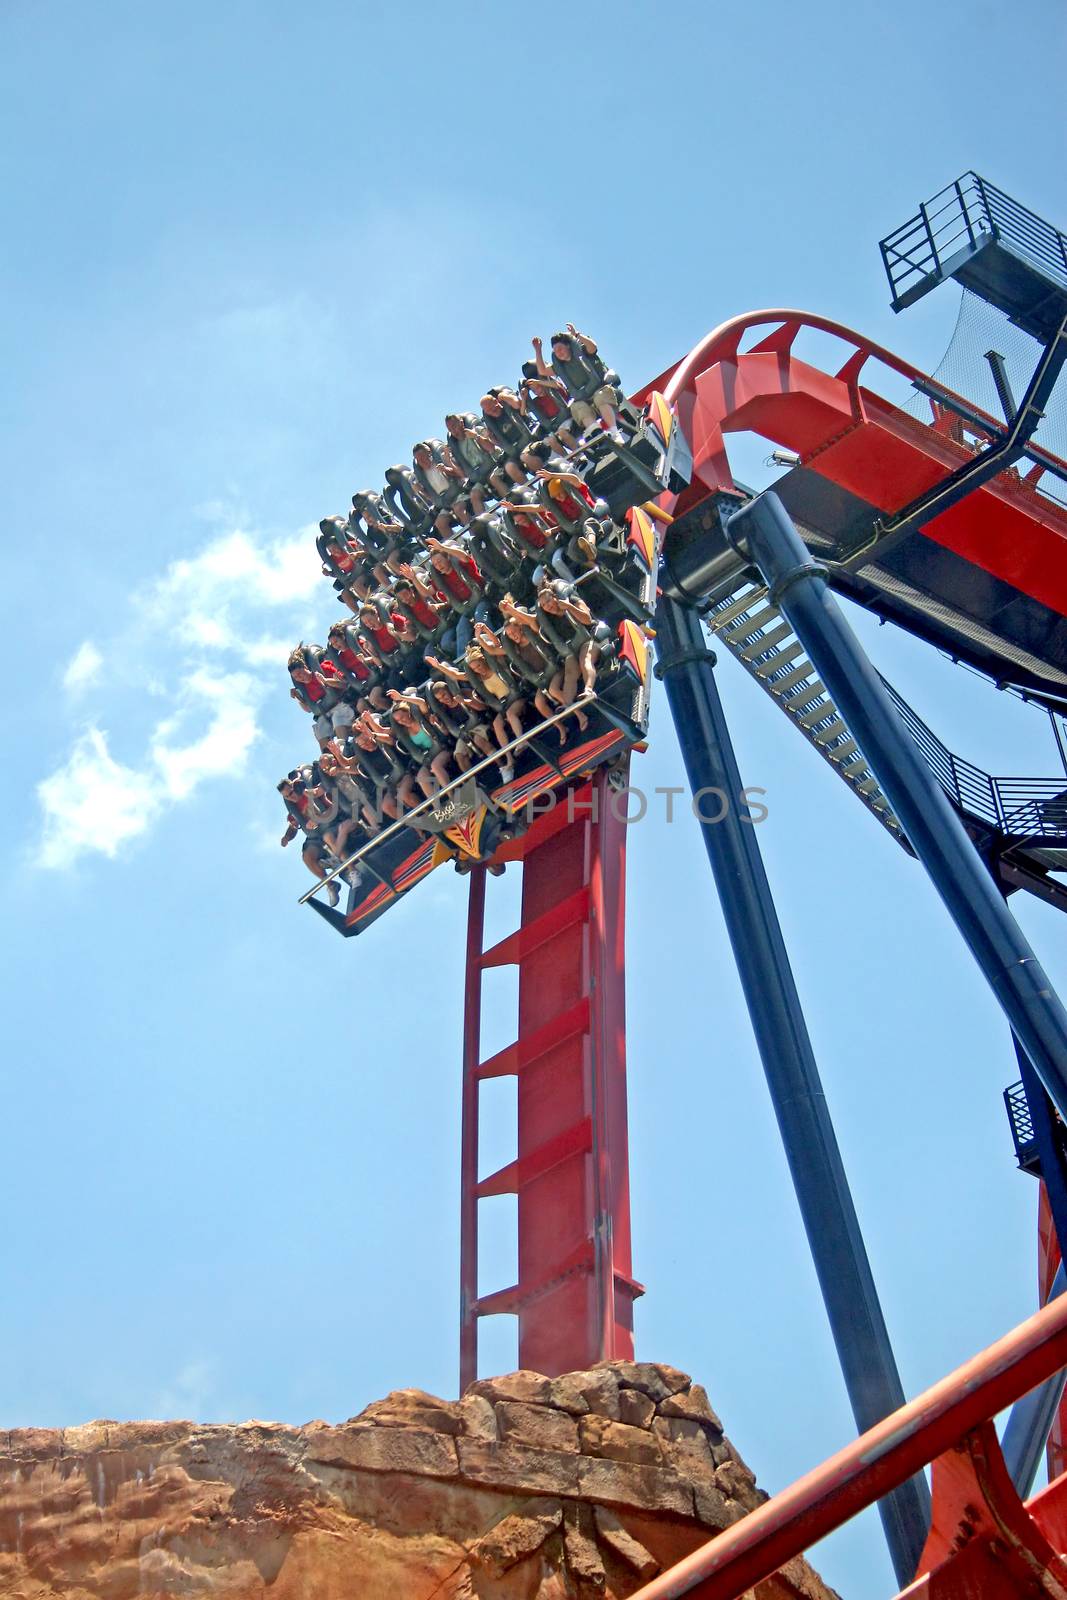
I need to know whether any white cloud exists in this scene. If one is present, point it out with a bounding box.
[62,641,103,695]
[143,528,321,655]
[39,673,263,869]
[36,522,324,870]
[38,728,163,867]
[151,670,260,802]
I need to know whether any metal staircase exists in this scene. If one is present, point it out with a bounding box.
[702,578,1067,876]
[702,580,907,843]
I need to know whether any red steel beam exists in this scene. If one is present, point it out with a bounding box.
[628,1292,1067,1600]
[459,768,640,1384]
[897,1418,1067,1598]
[647,309,1067,619]
[513,767,636,1373]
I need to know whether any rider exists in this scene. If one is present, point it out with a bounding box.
[536,325,623,442]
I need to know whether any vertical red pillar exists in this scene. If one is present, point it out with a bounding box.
[459,764,642,1387]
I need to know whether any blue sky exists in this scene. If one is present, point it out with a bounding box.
[2,2,1066,1594]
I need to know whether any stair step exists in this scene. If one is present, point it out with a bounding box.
[738,622,794,661]
[771,664,822,696]
[796,699,836,729]
[475,1117,592,1199]
[754,640,805,677]
[708,577,909,852]
[711,588,768,629]
[481,886,589,967]
[813,719,849,746]
[720,603,779,638]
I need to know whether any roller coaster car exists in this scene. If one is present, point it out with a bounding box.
[311,614,656,939]
[583,391,693,518]
[305,391,691,936]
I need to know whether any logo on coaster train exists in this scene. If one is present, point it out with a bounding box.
[406,780,490,860]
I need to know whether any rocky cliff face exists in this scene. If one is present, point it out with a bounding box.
[0,1362,838,1598]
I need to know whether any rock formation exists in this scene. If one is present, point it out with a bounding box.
[0,1361,839,1598]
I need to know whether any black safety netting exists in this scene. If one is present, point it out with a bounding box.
[901,288,1067,508]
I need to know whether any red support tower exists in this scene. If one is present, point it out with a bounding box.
[459,763,642,1388]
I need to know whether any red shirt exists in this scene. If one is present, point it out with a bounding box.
[363,614,405,655]
[549,479,595,522]
[294,672,326,704]
[511,510,550,550]
[434,554,483,604]
[405,596,439,630]
[336,645,371,681]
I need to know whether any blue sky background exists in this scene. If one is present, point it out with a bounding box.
[2,3,1066,1594]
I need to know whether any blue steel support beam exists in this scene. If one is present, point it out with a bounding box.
[1000,1028,1067,1497]
[654,597,930,1587]
[729,491,1067,1124]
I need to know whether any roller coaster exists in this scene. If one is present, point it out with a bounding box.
[291,172,1067,1597]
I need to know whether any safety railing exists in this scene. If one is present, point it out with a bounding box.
[880,174,993,307]
[298,695,605,906]
[909,374,1067,500]
[1004,1079,1040,1173]
[880,171,1067,311]
[879,676,1067,843]
[977,173,1067,290]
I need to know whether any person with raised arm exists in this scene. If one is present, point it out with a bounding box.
[278,776,342,907]
[538,324,624,442]
[357,707,423,814]
[387,689,456,798]
[479,388,534,485]
[442,412,501,510]
[536,575,612,706]
[520,358,580,451]
[489,604,558,729]
[425,536,491,658]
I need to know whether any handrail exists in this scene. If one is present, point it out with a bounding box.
[880,173,1067,308]
[909,376,1067,490]
[298,695,602,905]
[880,675,1067,839]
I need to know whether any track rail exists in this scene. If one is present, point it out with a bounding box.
[641,309,1067,619]
[630,1291,1067,1600]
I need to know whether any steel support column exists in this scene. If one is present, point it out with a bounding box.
[654,595,930,1586]
[729,491,1067,1124]
[458,770,640,1387]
